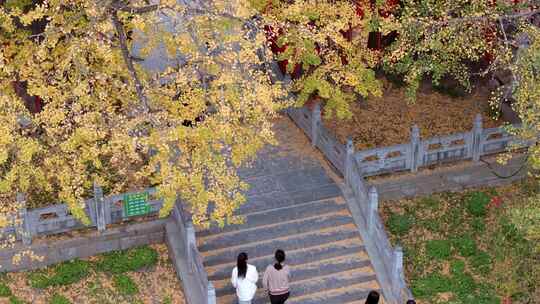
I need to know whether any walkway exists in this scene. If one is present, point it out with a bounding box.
[197,116,383,303]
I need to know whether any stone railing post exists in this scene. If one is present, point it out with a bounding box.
[345,137,354,185]
[392,246,404,300]
[410,125,421,172]
[17,193,32,245]
[311,102,321,147]
[186,221,196,274]
[367,186,378,233]
[207,282,217,304]
[93,182,106,233]
[472,114,483,162]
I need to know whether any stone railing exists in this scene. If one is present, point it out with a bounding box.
[290,103,535,178]
[287,105,414,303]
[171,199,216,304]
[288,102,536,303]
[345,141,412,303]
[0,184,165,246]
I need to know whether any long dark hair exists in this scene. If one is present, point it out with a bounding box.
[237,252,248,278]
[274,249,285,270]
[365,290,380,304]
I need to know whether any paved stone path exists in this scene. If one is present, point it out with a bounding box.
[197,117,383,303]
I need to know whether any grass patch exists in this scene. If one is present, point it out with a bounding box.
[113,274,139,296]
[426,239,452,260]
[2,245,182,303]
[28,259,90,289]
[387,213,413,235]
[96,246,158,274]
[465,191,490,217]
[0,282,12,297]
[411,272,452,298]
[452,236,477,257]
[9,296,26,304]
[381,182,539,303]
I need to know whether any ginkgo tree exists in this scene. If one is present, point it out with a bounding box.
[0,0,287,228]
[255,0,384,119]
[382,0,540,169]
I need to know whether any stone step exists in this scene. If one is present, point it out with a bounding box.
[198,209,353,252]
[207,237,365,281]
[217,269,379,304]
[235,183,342,215]
[202,223,359,268]
[197,197,347,237]
[286,284,383,304]
[213,253,374,296]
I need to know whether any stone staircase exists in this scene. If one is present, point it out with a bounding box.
[196,119,383,303]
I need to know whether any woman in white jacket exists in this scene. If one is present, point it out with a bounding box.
[231,252,258,304]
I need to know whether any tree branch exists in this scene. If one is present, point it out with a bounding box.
[117,4,159,14]
[111,11,149,112]
[416,9,540,29]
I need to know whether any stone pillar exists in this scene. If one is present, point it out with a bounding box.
[186,222,196,274]
[392,246,404,300]
[368,186,379,233]
[410,125,421,172]
[17,193,32,245]
[93,182,106,233]
[345,137,354,185]
[472,114,483,162]
[207,282,217,304]
[311,103,321,147]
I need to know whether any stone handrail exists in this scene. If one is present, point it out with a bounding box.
[1,185,163,246]
[290,104,535,178]
[172,199,216,304]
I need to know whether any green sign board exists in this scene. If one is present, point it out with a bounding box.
[123,192,151,217]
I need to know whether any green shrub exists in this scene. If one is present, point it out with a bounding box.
[470,251,492,274]
[426,239,452,260]
[466,191,491,217]
[411,272,452,298]
[96,246,158,274]
[49,294,71,304]
[387,213,413,236]
[28,260,90,289]
[113,274,139,296]
[0,282,12,297]
[453,236,477,257]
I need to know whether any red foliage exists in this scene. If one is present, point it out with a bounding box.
[488,196,504,209]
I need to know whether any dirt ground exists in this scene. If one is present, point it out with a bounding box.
[322,78,503,150]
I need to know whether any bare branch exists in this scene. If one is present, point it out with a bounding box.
[111,11,149,112]
[117,4,159,14]
[416,9,540,29]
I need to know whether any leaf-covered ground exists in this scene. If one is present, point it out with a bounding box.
[380,179,539,304]
[323,78,503,150]
[0,244,185,304]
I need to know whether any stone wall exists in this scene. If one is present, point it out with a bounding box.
[370,154,528,201]
[0,219,167,272]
